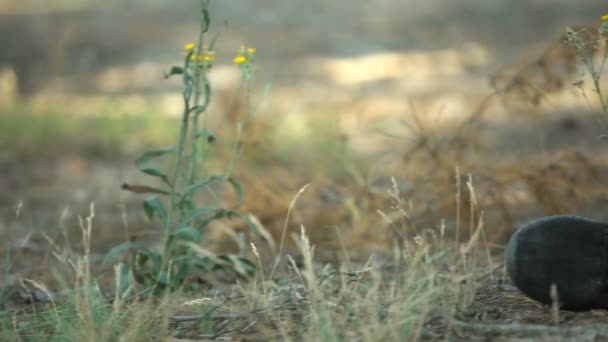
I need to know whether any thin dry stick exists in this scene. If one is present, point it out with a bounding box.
[15,200,22,218]
[550,283,560,325]
[250,242,266,295]
[458,212,485,296]
[466,174,477,241]
[465,174,479,271]
[269,184,310,280]
[450,319,586,335]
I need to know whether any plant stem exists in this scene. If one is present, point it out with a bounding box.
[163,0,210,277]
[592,77,606,111]
[164,97,191,258]
[585,55,607,112]
[186,1,211,189]
[591,73,607,112]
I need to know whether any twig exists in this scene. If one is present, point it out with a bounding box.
[171,313,241,323]
[240,319,257,333]
[450,319,601,335]
[211,318,236,338]
[269,184,310,280]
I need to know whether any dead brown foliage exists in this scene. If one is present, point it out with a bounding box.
[490,24,603,109]
[206,22,608,255]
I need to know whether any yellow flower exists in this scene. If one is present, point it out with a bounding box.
[190,54,215,63]
[233,55,247,65]
[247,47,256,55]
[184,43,195,51]
[602,14,608,21]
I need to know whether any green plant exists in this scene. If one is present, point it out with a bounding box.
[103,0,257,293]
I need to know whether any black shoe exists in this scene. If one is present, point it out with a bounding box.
[506,215,608,311]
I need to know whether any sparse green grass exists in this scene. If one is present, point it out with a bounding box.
[0,105,178,159]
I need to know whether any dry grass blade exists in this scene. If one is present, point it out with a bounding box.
[269,184,310,280]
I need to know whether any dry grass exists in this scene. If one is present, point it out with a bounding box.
[1,186,491,341]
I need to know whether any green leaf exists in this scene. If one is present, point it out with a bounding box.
[233,212,258,234]
[181,175,244,204]
[143,196,168,226]
[201,78,211,111]
[172,261,191,287]
[135,147,176,186]
[117,263,133,297]
[182,207,225,226]
[139,168,172,185]
[136,147,177,164]
[194,209,230,227]
[135,252,149,268]
[200,175,245,205]
[188,79,212,115]
[121,183,171,196]
[181,182,211,201]
[183,255,212,267]
[155,272,171,286]
[164,66,184,79]
[195,128,216,143]
[201,9,210,33]
[198,210,256,233]
[195,128,215,142]
[168,226,201,246]
[216,255,255,278]
[101,242,154,267]
[224,177,245,204]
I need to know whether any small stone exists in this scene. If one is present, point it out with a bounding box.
[506,215,608,311]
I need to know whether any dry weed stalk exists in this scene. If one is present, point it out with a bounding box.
[491,31,581,106]
[392,23,608,241]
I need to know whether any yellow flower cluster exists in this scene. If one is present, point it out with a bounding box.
[233,45,256,65]
[182,42,257,67]
[183,43,215,63]
[602,14,608,21]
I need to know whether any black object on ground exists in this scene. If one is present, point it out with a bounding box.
[506,215,608,311]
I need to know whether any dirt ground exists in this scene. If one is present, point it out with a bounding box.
[2,0,608,340]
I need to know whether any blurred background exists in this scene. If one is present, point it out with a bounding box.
[1,0,608,276]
